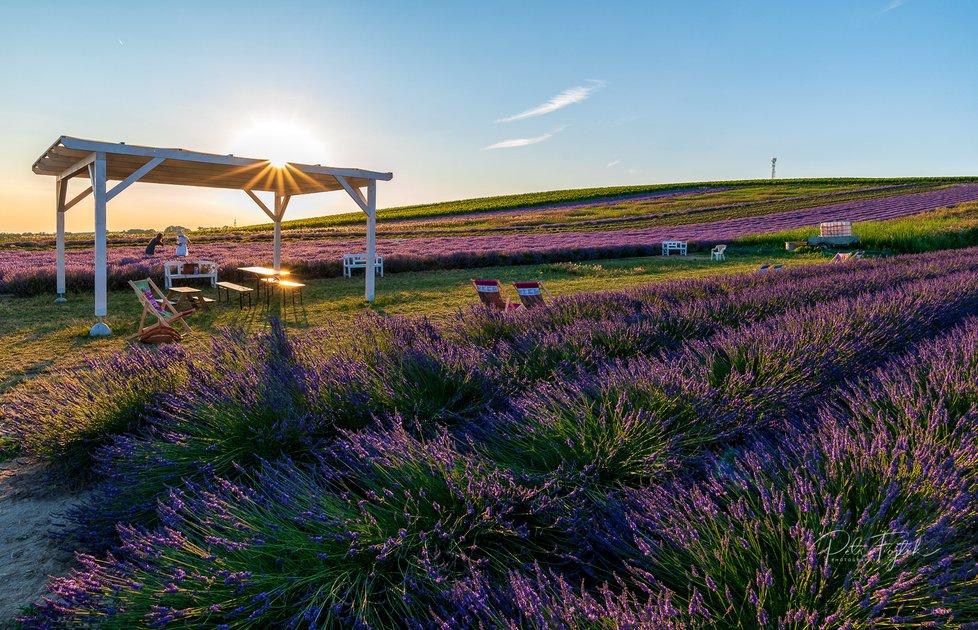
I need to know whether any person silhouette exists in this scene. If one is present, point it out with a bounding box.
[145,232,164,255]
[175,229,190,257]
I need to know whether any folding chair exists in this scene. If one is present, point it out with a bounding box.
[129,278,194,341]
[512,281,552,309]
[471,279,522,312]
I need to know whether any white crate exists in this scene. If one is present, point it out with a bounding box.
[819,221,852,237]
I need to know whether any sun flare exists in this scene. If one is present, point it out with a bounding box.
[230,119,327,167]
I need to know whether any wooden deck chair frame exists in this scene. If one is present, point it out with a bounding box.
[512,281,552,309]
[129,278,194,338]
[471,279,522,312]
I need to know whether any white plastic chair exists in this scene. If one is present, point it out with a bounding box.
[711,244,726,261]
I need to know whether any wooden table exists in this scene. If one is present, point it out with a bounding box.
[237,266,291,297]
[261,278,306,306]
[166,286,212,310]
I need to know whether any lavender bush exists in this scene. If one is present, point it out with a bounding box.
[30,428,584,628]
[14,246,978,627]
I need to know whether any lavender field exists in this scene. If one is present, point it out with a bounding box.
[6,246,978,626]
[4,183,978,297]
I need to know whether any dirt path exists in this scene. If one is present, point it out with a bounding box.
[0,459,88,623]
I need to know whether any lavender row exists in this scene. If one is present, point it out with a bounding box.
[473,268,978,491]
[19,258,978,626]
[9,246,978,477]
[593,318,978,627]
[445,247,978,387]
[5,185,978,296]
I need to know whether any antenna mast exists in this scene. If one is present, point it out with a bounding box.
[771,157,777,179]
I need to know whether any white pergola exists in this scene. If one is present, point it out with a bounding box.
[33,136,393,335]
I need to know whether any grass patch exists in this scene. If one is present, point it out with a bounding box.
[738,201,978,254]
[0,251,803,400]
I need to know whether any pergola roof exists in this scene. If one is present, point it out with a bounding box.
[36,135,391,334]
[33,136,392,196]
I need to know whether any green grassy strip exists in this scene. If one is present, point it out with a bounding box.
[737,201,978,254]
[0,252,809,400]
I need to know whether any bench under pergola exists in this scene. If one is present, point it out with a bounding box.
[33,136,393,335]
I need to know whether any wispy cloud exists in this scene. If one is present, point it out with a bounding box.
[606,159,620,168]
[483,128,564,150]
[496,80,605,123]
[880,0,904,13]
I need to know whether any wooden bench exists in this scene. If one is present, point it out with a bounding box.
[216,281,254,307]
[164,260,218,290]
[261,278,306,305]
[342,253,384,277]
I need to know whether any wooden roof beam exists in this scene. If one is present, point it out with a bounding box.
[64,186,93,211]
[244,189,277,221]
[106,157,165,202]
[334,174,370,214]
[57,152,96,181]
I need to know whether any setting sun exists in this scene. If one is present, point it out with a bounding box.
[229,119,327,167]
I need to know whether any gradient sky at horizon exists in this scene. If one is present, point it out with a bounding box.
[1,0,976,233]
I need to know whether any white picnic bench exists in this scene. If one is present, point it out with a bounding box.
[342,254,384,278]
[661,240,688,256]
[164,260,218,290]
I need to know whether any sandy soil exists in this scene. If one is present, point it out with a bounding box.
[0,459,88,623]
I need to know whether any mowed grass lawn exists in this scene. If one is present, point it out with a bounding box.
[0,250,820,397]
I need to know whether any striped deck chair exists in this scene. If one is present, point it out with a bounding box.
[512,281,551,309]
[129,278,194,341]
[471,279,522,312]
[758,263,783,273]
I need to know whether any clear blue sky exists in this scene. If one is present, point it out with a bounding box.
[2,0,976,232]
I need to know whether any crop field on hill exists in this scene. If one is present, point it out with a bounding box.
[5,246,978,626]
[227,176,977,230]
[4,180,978,297]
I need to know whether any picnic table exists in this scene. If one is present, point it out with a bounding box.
[261,278,306,306]
[237,266,291,297]
[661,240,688,256]
[166,285,213,310]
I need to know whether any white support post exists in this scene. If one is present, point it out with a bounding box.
[55,179,68,302]
[273,193,283,272]
[365,180,377,302]
[90,153,111,335]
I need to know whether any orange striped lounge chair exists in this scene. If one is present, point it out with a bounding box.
[472,279,522,312]
[512,281,551,309]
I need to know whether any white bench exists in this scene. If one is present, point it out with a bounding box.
[342,254,384,278]
[164,260,218,290]
[661,240,688,256]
